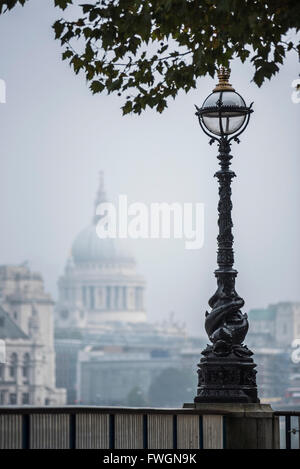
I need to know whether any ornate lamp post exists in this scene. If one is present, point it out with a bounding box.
[194,68,259,403]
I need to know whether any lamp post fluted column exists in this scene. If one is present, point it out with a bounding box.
[194,68,259,403]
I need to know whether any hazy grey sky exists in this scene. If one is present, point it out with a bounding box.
[0,1,299,335]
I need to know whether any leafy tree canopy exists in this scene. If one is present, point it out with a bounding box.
[1,0,299,114]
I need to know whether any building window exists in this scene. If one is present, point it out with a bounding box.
[9,393,17,405]
[0,390,5,405]
[0,363,4,380]
[22,393,29,405]
[9,353,18,379]
[13,311,18,320]
[60,309,69,320]
[0,317,4,327]
[23,353,30,378]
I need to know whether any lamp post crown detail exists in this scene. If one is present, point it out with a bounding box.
[194,69,259,404]
[213,67,235,92]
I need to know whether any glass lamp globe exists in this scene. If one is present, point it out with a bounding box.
[199,68,248,136]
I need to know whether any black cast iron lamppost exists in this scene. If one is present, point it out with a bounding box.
[194,67,259,403]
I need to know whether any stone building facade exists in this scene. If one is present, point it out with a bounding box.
[247,302,300,404]
[0,265,66,405]
[248,302,300,348]
[76,321,194,406]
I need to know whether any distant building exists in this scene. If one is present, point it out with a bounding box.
[77,321,192,405]
[253,347,290,402]
[247,302,300,404]
[272,303,300,347]
[55,335,82,405]
[248,303,300,348]
[55,171,146,331]
[55,173,202,405]
[0,265,66,405]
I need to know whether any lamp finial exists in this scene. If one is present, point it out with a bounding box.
[213,67,235,92]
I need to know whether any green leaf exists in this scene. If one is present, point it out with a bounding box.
[253,69,265,87]
[62,49,73,60]
[54,0,73,11]
[122,100,133,115]
[70,55,83,74]
[53,20,65,39]
[90,80,105,94]
[84,43,94,61]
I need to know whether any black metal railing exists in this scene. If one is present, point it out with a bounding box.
[1,406,299,449]
[274,411,300,449]
[0,406,225,450]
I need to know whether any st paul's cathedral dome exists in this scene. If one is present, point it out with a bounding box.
[56,172,146,329]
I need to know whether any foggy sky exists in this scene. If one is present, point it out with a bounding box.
[0,1,299,336]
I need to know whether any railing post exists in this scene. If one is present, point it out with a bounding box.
[285,415,291,450]
[143,414,148,449]
[199,415,203,449]
[69,414,76,449]
[172,415,177,449]
[22,414,30,449]
[109,414,115,450]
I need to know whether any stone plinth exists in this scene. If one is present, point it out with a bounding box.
[183,403,279,449]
